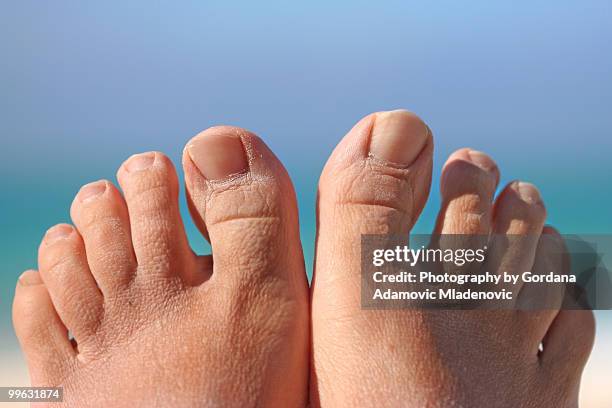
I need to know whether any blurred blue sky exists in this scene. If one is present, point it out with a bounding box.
[0,0,611,364]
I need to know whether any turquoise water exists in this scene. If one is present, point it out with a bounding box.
[2,130,611,347]
[1,2,611,400]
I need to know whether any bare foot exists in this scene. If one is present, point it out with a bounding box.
[310,110,595,407]
[13,127,309,407]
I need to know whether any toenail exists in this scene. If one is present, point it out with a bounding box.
[467,149,497,173]
[44,225,74,244]
[513,181,543,204]
[187,132,248,180]
[125,152,156,172]
[18,270,42,286]
[78,181,107,202]
[369,110,429,166]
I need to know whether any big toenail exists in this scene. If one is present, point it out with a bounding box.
[18,270,42,286]
[369,110,429,166]
[44,225,74,244]
[187,132,248,180]
[467,149,497,173]
[78,181,107,202]
[125,152,156,172]
[513,181,543,204]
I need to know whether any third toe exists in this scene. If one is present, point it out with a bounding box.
[70,180,136,292]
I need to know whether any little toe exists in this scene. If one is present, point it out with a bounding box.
[540,240,596,369]
[38,224,103,352]
[13,270,75,384]
[540,306,595,397]
[517,226,568,310]
[70,180,136,293]
[117,152,196,282]
[516,226,568,350]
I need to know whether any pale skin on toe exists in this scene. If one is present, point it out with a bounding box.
[12,113,595,407]
[13,127,309,407]
[310,110,595,407]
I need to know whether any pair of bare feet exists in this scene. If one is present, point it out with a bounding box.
[13,111,594,407]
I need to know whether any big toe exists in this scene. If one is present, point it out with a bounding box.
[310,110,434,404]
[182,126,309,404]
[182,125,308,294]
[314,109,433,293]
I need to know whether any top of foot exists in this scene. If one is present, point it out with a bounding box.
[310,110,595,408]
[13,127,309,407]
